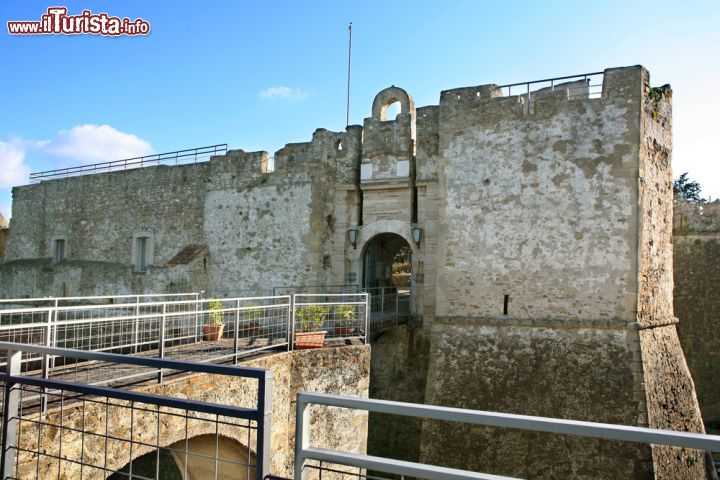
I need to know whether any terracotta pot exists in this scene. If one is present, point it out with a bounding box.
[335,326,356,336]
[203,324,225,341]
[294,331,326,349]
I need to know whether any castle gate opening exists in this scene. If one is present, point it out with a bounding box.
[362,233,412,323]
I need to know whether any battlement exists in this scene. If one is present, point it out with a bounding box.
[674,199,720,233]
[21,67,658,190]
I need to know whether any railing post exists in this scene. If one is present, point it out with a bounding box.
[380,288,385,318]
[256,371,273,480]
[233,300,240,365]
[364,293,370,345]
[289,295,296,351]
[49,298,59,370]
[40,307,53,415]
[194,293,200,343]
[157,303,166,383]
[527,82,531,115]
[293,393,310,480]
[1,350,21,479]
[133,296,140,354]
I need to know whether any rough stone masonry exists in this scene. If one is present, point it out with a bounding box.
[0,65,711,478]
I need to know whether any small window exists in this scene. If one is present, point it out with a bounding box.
[132,232,154,273]
[136,237,149,272]
[54,239,65,263]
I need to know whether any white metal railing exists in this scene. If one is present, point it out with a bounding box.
[29,144,228,182]
[0,293,369,391]
[498,71,604,115]
[292,293,369,347]
[363,286,411,330]
[0,292,200,309]
[294,393,720,480]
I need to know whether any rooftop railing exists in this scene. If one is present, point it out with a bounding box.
[29,144,228,182]
[294,392,720,480]
[499,71,604,99]
[497,71,604,115]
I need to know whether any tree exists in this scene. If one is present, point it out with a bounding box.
[673,172,703,203]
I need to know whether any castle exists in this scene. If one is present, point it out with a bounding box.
[0,65,713,478]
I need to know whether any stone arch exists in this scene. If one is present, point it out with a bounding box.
[109,434,254,480]
[347,220,421,316]
[371,86,415,122]
[360,232,412,289]
[349,220,417,268]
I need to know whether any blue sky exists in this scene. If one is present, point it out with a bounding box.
[1,0,719,219]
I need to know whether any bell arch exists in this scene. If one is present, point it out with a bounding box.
[371,86,415,122]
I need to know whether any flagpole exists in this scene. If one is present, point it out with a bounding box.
[346,22,352,127]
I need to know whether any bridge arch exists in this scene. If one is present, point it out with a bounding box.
[109,434,255,480]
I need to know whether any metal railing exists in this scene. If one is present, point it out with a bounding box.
[0,296,291,388]
[364,286,411,330]
[498,71,604,114]
[291,294,369,347]
[29,144,228,182]
[294,393,720,480]
[273,285,359,296]
[272,285,411,333]
[0,292,200,310]
[0,293,369,389]
[0,342,272,480]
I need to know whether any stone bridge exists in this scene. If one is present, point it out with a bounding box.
[12,345,370,479]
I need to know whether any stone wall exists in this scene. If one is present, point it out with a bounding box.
[15,345,370,479]
[367,325,430,463]
[635,74,707,478]
[434,68,640,321]
[0,213,8,261]
[1,128,359,298]
[422,66,709,478]
[674,199,720,423]
[422,321,652,479]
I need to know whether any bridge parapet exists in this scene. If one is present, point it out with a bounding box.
[0,341,370,479]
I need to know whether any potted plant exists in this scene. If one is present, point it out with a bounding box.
[294,304,329,349]
[241,302,263,337]
[203,299,225,341]
[335,304,357,335]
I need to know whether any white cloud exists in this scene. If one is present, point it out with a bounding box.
[41,124,154,165]
[0,140,31,188]
[258,86,310,101]
[0,125,154,220]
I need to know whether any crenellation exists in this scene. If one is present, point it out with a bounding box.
[415,106,439,182]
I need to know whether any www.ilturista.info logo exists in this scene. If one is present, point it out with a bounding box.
[7,7,150,36]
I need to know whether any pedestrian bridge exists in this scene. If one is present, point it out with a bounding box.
[0,292,372,479]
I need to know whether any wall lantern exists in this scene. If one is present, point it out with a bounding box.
[411,224,422,248]
[348,228,359,249]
